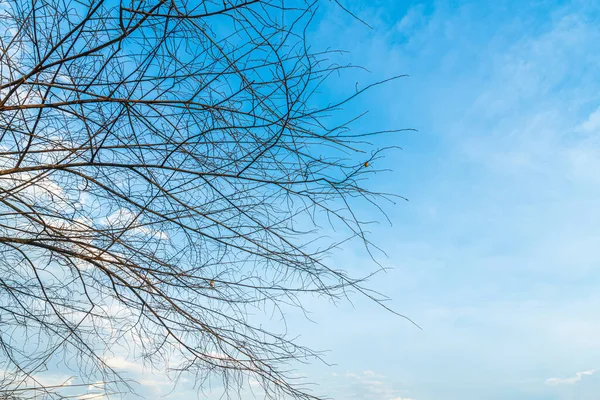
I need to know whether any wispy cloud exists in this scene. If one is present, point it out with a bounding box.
[331,370,413,400]
[578,107,600,133]
[546,369,597,386]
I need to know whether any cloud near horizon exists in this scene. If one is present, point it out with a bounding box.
[545,369,597,386]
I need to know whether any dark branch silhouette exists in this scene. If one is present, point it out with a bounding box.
[0,0,410,398]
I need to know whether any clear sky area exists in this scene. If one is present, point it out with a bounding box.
[300,1,600,399]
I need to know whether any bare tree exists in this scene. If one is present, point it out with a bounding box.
[0,0,411,399]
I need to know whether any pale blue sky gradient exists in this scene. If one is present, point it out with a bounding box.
[291,1,600,399]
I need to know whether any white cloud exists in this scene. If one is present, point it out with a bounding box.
[103,356,145,375]
[87,381,105,392]
[248,378,260,387]
[77,393,106,400]
[101,208,169,241]
[138,378,172,388]
[578,107,600,133]
[334,370,412,400]
[395,5,426,34]
[546,369,596,386]
[363,369,376,376]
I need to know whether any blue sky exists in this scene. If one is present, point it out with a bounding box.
[26,1,600,399]
[281,1,600,399]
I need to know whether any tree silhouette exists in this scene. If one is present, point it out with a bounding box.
[0,0,409,398]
